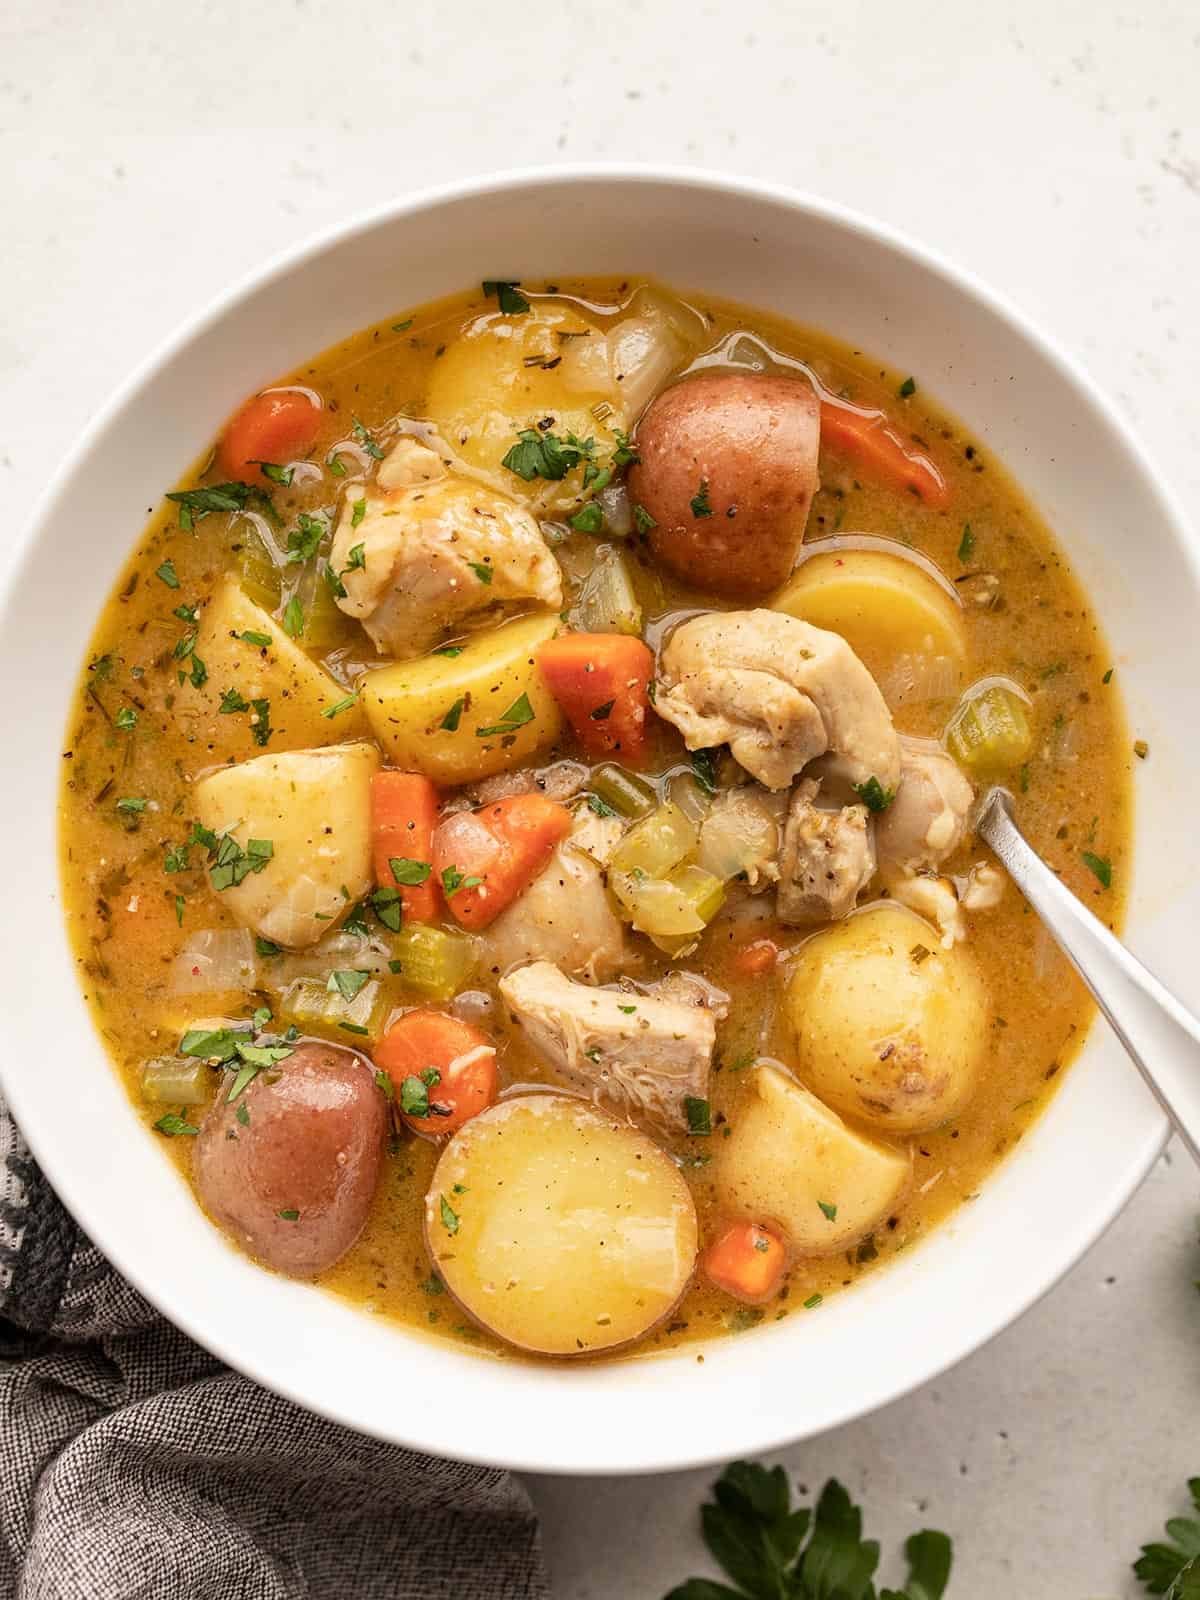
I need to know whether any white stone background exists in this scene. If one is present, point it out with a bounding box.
[2,1,1198,1594]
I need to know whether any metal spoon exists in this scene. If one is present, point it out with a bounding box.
[976,786,1200,1163]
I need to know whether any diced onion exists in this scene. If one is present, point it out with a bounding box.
[881,652,961,708]
[171,930,258,996]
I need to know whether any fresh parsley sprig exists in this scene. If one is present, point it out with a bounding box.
[1136,1478,1200,1597]
[663,1461,952,1600]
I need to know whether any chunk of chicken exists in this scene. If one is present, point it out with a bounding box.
[875,737,974,871]
[330,438,562,658]
[481,834,627,984]
[882,860,1005,949]
[499,961,728,1132]
[777,779,875,924]
[656,610,900,793]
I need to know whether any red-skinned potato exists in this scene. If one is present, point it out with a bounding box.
[627,371,819,598]
[193,1040,386,1277]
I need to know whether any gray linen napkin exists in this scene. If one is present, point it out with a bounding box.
[0,1097,551,1600]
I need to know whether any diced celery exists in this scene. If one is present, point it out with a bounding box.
[235,526,283,612]
[279,975,390,1043]
[388,924,475,1002]
[666,863,726,923]
[141,1056,210,1106]
[610,802,697,879]
[571,544,643,637]
[666,770,712,824]
[611,863,725,943]
[291,562,358,654]
[588,763,657,819]
[945,682,1033,778]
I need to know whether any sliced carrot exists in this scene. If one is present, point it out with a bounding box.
[371,771,439,923]
[538,632,655,763]
[217,389,321,483]
[374,1010,498,1137]
[819,398,949,508]
[432,794,573,930]
[702,1221,788,1303]
[732,938,779,977]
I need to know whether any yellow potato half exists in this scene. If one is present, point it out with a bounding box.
[359,612,563,784]
[773,546,966,708]
[714,1064,911,1255]
[425,1094,698,1356]
[785,902,988,1134]
[175,579,370,759]
[193,743,379,949]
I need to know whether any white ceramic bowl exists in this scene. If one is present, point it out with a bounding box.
[2,168,1197,1476]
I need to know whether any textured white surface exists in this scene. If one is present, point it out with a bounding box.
[1,1,1198,1595]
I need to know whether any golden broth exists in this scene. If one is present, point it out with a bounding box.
[59,278,1132,1358]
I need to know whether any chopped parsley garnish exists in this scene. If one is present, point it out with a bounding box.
[173,603,199,624]
[328,969,371,1003]
[684,1096,712,1136]
[255,936,281,957]
[586,792,617,817]
[339,1021,370,1036]
[166,482,256,525]
[1135,1476,1200,1596]
[898,375,918,398]
[389,857,432,886]
[501,427,593,482]
[441,866,484,898]
[440,696,465,732]
[482,279,530,315]
[369,886,403,932]
[115,707,138,731]
[277,1209,299,1222]
[467,560,494,585]
[439,1193,460,1234]
[1102,666,1114,685]
[803,1292,824,1310]
[235,1101,250,1127]
[188,654,208,690]
[690,479,713,518]
[323,561,347,600]
[218,687,250,714]
[154,1112,198,1137]
[570,501,604,535]
[476,692,535,738]
[374,1069,394,1101]
[202,833,274,892]
[286,512,327,563]
[1081,850,1112,888]
[818,1200,838,1221]
[611,428,640,468]
[321,694,358,720]
[155,559,180,589]
[326,450,347,477]
[174,894,185,926]
[116,796,148,815]
[350,498,367,529]
[250,697,272,746]
[854,776,896,813]
[392,318,414,333]
[400,1075,431,1116]
[589,699,615,721]
[237,629,272,648]
[252,1005,272,1029]
[282,597,304,638]
[618,1004,637,1015]
[434,645,464,658]
[351,416,385,460]
[690,747,719,796]
[250,461,294,486]
[633,503,657,534]
[957,522,976,563]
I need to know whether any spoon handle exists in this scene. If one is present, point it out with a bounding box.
[976,787,1200,1165]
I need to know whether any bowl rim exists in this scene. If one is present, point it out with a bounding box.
[2,162,1186,1475]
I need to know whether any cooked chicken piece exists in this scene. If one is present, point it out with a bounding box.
[481,837,627,983]
[875,737,974,870]
[330,438,562,658]
[776,778,875,924]
[499,961,728,1131]
[882,859,1004,949]
[656,610,900,792]
[466,759,589,809]
[566,805,627,868]
[959,861,1005,912]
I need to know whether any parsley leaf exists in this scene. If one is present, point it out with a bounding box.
[350,498,367,529]
[1081,850,1112,889]
[957,523,975,564]
[586,792,617,818]
[237,629,272,648]
[440,696,465,732]
[155,558,180,589]
[684,1096,712,1137]
[400,1075,431,1116]
[116,796,148,815]
[476,692,535,738]
[662,1461,953,1600]
[369,886,403,932]
[468,560,494,585]
[166,482,255,523]
[633,502,657,534]
[441,865,483,898]
[690,748,720,796]
[482,279,531,315]
[1135,1480,1200,1596]
[219,687,250,714]
[854,777,896,814]
[328,968,371,1002]
[389,857,432,886]
[690,480,713,518]
[439,1193,460,1234]
[570,501,604,535]
[898,375,917,399]
[286,512,327,563]
[818,1200,838,1221]
[321,693,358,720]
[282,596,304,638]
[351,416,385,460]
[115,706,138,731]
[154,1112,199,1137]
[501,427,592,482]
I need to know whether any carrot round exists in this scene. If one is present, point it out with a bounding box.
[371,771,439,923]
[819,398,949,508]
[702,1221,788,1303]
[374,1010,498,1137]
[432,794,572,930]
[217,389,321,483]
[537,632,655,762]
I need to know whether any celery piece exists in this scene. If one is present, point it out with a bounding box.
[292,560,358,653]
[610,801,697,879]
[611,863,725,941]
[588,763,657,819]
[279,975,389,1043]
[387,924,475,1002]
[571,544,643,637]
[235,527,283,612]
[666,770,712,824]
[945,682,1033,778]
[141,1056,210,1106]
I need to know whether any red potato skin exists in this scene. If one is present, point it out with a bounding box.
[193,1041,386,1278]
[627,372,820,598]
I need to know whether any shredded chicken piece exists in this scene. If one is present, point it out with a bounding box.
[329,438,562,658]
[876,737,974,871]
[882,859,1004,947]
[776,779,875,924]
[498,961,728,1131]
[655,609,900,792]
[959,861,1005,912]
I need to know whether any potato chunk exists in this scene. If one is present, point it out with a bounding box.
[359,612,563,784]
[193,744,379,949]
[773,547,966,710]
[425,1094,698,1356]
[175,578,369,758]
[784,902,988,1133]
[714,1064,910,1254]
